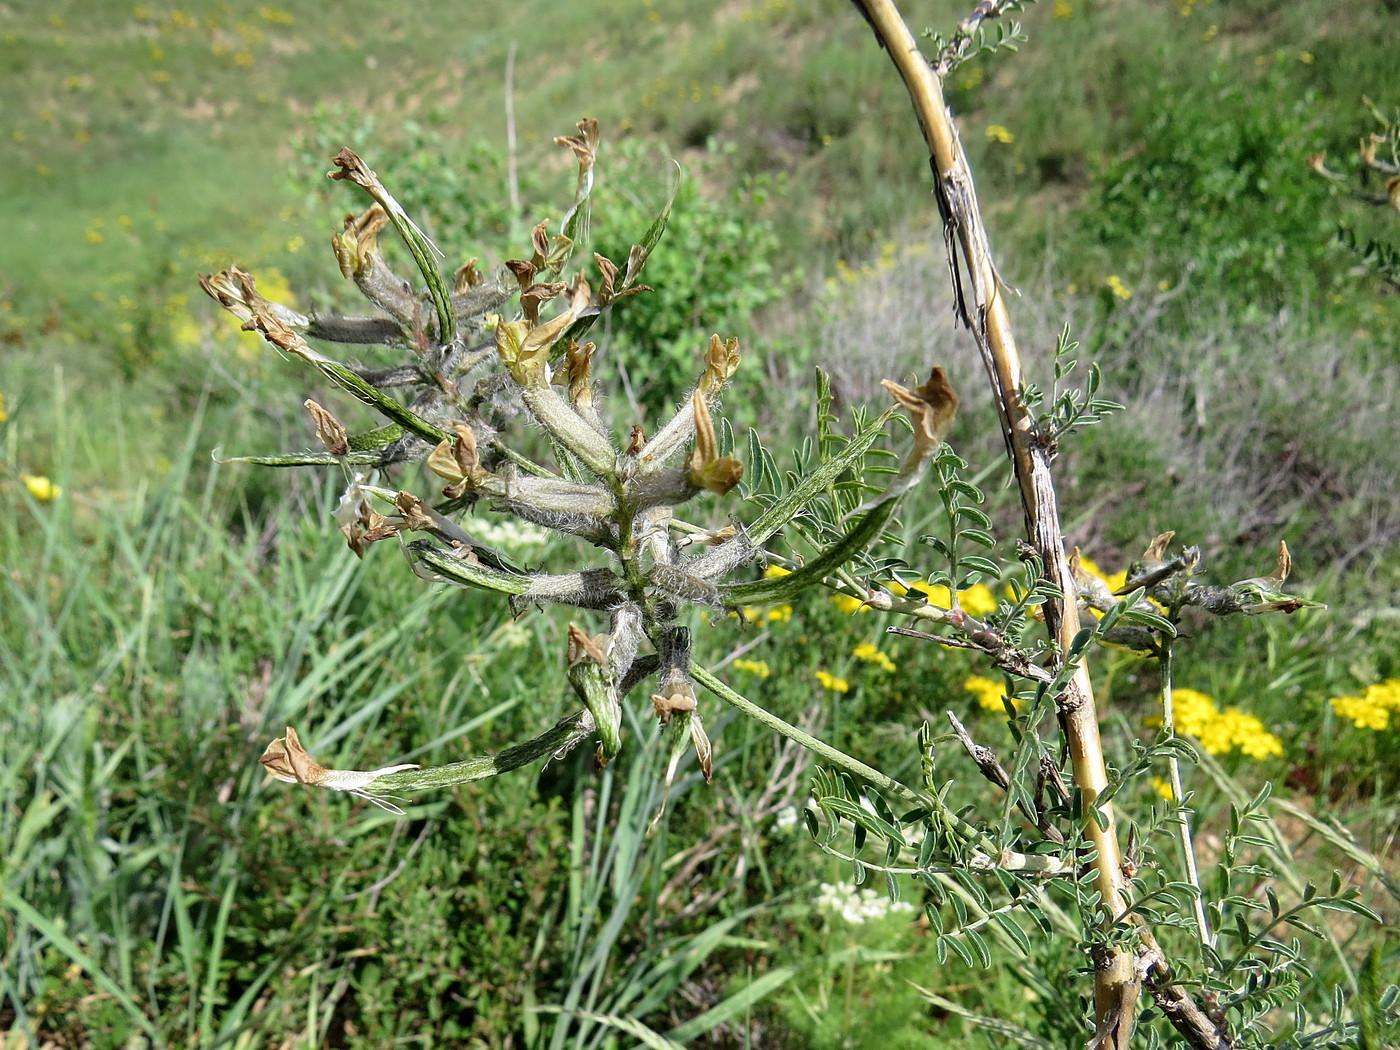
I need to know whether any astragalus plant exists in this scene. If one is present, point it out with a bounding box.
[205,90,1368,1048]
[202,120,959,808]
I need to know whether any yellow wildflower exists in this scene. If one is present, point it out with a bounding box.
[886,579,997,616]
[739,603,793,625]
[1168,688,1283,758]
[965,674,1014,712]
[1106,275,1132,300]
[763,564,792,578]
[1053,0,1072,16]
[959,583,998,617]
[852,643,897,673]
[985,125,1015,144]
[1171,688,1219,739]
[830,593,871,615]
[1151,776,1174,801]
[22,475,62,502]
[732,658,771,678]
[1329,680,1400,730]
[815,670,849,693]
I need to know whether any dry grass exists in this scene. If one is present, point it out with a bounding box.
[805,236,1399,587]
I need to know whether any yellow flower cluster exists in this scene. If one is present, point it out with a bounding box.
[732,658,771,678]
[1106,275,1133,301]
[1077,555,1127,594]
[740,604,792,624]
[829,592,871,615]
[964,674,1016,712]
[985,125,1015,144]
[1151,776,1174,801]
[852,643,896,673]
[887,580,999,617]
[815,670,849,693]
[21,475,62,502]
[1329,680,1400,731]
[1172,688,1283,759]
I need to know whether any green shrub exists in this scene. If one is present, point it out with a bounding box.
[1089,52,1340,315]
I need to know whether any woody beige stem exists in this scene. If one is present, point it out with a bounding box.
[848,1,1139,1045]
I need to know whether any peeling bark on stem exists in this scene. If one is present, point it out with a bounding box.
[846,3,1175,1047]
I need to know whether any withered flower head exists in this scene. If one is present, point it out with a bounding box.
[883,366,958,460]
[554,118,601,173]
[566,623,611,667]
[393,491,437,533]
[650,690,698,723]
[699,334,742,396]
[260,726,330,786]
[305,399,349,456]
[427,422,487,498]
[687,389,744,495]
[454,258,483,292]
[331,204,389,280]
[1142,531,1176,565]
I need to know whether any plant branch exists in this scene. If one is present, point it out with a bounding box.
[1159,637,1213,949]
[369,709,593,793]
[692,666,1067,875]
[848,2,1140,1044]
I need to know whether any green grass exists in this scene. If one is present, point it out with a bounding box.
[4,0,1400,1045]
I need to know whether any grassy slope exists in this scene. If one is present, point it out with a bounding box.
[3,0,1399,1046]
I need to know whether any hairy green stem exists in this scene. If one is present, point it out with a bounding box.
[371,710,591,793]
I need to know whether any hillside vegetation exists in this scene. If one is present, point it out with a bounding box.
[2,1,1397,1047]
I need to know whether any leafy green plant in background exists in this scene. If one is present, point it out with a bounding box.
[294,106,791,406]
[1091,51,1337,317]
[1308,98,1400,291]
